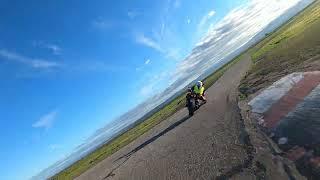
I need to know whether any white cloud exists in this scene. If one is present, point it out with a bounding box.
[0,49,61,69]
[135,27,181,60]
[172,0,312,92]
[136,59,151,71]
[139,71,169,97]
[0,49,127,75]
[32,111,58,130]
[197,10,216,34]
[135,33,163,52]
[196,0,305,47]
[145,59,151,65]
[165,48,181,60]
[127,10,140,19]
[138,0,312,129]
[33,41,62,55]
[208,10,216,17]
[139,83,154,96]
[139,0,310,101]
[133,0,183,61]
[46,44,62,55]
[135,59,151,71]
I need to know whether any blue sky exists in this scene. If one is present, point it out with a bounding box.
[0,0,310,179]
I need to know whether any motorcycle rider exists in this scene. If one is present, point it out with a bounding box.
[186,81,207,108]
[192,81,207,104]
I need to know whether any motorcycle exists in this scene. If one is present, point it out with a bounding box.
[186,92,200,116]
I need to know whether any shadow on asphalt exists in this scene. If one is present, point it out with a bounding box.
[103,114,192,179]
[104,105,208,179]
[115,114,192,162]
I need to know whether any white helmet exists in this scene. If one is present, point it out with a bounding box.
[197,81,203,87]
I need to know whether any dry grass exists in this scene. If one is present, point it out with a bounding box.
[240,1,320,97]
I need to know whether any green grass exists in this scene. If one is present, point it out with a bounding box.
[251,1,320,62]
[240,1,320,97]
[51,50,246,180]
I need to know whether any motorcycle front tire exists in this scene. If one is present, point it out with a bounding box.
[188,103,195,116]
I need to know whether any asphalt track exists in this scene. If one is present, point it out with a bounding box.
[76,55,252,180]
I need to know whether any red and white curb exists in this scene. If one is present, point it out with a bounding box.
[248,71,320,176]
[249,71,320,128]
